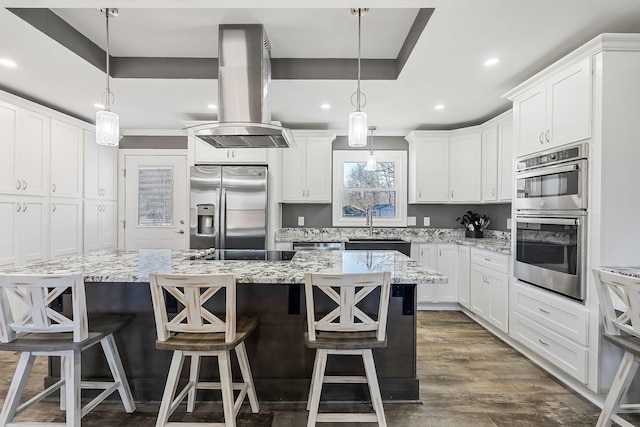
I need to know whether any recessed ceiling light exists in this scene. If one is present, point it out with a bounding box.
[321,103,331,110]
[94,103,105,109]
[434,104,445,110]
[484,57,499,66]
[0,58,17,68]
[207,104,218,109]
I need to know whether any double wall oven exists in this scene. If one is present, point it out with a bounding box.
[514,144,588,302]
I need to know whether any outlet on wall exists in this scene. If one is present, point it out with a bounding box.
[423,217,430,227]
[298,216,305,226]
[407,216,416,226]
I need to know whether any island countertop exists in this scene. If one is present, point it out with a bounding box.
[0,249,447,285]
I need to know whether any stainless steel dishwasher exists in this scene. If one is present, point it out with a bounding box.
[292,242,343,251]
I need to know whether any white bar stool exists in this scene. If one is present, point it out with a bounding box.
[149,273,259,427]
[304,271,391,427]
[0,273,136,427]
[593,268,640,427]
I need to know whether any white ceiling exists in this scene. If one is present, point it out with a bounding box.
[2,0,640,135]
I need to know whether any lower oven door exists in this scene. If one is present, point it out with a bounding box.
[514,214,586,301]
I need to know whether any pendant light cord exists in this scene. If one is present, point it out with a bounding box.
[356,8,362,112]
[105,9,111,111]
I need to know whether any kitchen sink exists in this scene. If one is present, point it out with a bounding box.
[344,238,411,256]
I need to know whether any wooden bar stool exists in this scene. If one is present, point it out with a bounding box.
[0,273,136,426]
[303,271,391,427]
[149,273,259,427]
[593,268,640,427]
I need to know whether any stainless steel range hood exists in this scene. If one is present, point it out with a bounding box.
[188,24,294,148]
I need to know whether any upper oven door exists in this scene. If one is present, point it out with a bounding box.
[515,159,587,211]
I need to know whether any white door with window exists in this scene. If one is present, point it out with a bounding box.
[124,155,187,249]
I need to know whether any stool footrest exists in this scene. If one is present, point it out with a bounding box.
[323,375,368,384]
[317,413,379,423]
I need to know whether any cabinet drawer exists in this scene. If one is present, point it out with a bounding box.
[512,281,588,345]
[471,248,509,273]
[512,312,588,383]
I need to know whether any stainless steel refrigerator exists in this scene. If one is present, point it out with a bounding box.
[190,165,267,250]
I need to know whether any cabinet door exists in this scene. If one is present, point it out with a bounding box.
[100,201,117,250]
[470,265,489,317]
[458,245,471,309]
[498,119,513,201]
[84,201,100,253]
[50,199,82,258]
[19,109,49,197]
[20,198,47,264]
[487,270,509,333]
[0,197,19,266]
[437,244,459,303]
[231,148,268,163]
[513,85,546,156]
[84,131,101,199]
[409,137,449,202]
[0,101,19,194]
[194,139,232,163]
[417,244,438,302]
[481,126,498,202]
[99,144,118,199]
[546,58,591,148]
[449,133,481,202]
[51,120,83,198]
[281,137,306,202]
[305,137,331,202]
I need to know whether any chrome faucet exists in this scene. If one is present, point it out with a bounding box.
[365,206,374,237]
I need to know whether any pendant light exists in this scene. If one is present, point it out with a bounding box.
[365,126,377,171]
[348,8,368,147]
[96,8,119,146]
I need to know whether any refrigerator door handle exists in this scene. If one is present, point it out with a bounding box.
[220,188,226,249]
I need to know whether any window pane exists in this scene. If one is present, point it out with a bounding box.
[138,167,174,226]
[341,190,397,218]
[343,162,395,189]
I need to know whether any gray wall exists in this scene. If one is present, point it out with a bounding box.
[119,135,187,149]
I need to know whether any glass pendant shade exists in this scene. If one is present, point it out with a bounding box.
[96,110,120,146]
[365,151,377,171]
[348,111,368,147]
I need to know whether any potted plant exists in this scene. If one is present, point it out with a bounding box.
[456,211,490,238]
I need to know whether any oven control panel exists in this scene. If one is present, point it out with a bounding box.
[517,144,587,171]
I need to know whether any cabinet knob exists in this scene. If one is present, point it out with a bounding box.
[16,203,21,212]
[16,180,21,190]
[492,187,496,196]
[539,132,544,144]
[22,180,27,190]
[52,203,56,212]
[451,190,454,198]
[52,183,56,193]
[545,130,550,142]
[419,190,422,198]
[539,307,550,314]
[22,203,27,212]
[175,230,185,234]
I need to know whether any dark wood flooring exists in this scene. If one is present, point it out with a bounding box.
[0,311,619,426]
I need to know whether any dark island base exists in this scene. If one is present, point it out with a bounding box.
[49,282,418,402]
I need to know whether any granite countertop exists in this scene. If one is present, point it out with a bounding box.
[275,227,512,255]
[598,267,640,279]
[0,249,447,285]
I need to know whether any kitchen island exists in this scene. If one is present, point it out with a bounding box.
[1,249,446,402]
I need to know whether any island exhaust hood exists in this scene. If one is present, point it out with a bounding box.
[188,24,295,148]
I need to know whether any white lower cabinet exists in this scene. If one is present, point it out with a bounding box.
[510,280,589,383]
[469,248,509,333]
[416,243,458,304]
[50,198,82,259]
[458,245,471,309]
[0,195,47,267]
[84,200,117,253]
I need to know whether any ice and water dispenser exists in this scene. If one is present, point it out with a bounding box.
[196,204,216,236]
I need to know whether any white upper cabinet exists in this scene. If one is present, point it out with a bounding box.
[50,119,83,198]
[497,117,513,201]
[0,103,50,196]
[406,133,449,203]
[512,58,591,156]
[194,138,267,164]
[481,125,499,202]
[449,132,481,202]
[84,130,117,200]
[281,131,336,203]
